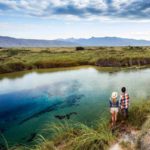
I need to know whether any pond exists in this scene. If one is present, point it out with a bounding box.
[0,66,150,145]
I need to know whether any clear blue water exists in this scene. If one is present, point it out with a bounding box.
[0,67,150,145]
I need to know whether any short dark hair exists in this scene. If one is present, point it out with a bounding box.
[121,87,126,93]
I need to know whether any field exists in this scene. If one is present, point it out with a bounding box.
[0,46,150,74]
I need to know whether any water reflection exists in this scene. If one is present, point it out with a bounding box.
[0,67,150,144]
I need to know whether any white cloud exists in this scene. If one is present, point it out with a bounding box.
[0,0,150,21]
[112,0,133,9]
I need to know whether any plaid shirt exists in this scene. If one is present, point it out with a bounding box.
[120,92,129,109]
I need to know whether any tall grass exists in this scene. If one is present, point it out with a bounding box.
[128,100,150,128]
[29,118,114,150]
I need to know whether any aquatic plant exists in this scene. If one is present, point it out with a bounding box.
[0,133,9,150]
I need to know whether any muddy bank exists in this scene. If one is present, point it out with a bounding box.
[96,58,150,67]
[1,57,150,74]
[1,46,150,74]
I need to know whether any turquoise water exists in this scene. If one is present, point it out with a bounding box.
[0,67,150,145]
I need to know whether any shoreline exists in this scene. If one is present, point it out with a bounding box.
[0,64,149,75]
[0,65,149,79]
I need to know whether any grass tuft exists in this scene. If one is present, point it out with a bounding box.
[128,100,150,128]
[40,119,115,150]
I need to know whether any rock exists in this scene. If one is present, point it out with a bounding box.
[140,129,150,150]
[109,143,123,150]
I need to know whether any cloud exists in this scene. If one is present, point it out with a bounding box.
[0,0,150,20]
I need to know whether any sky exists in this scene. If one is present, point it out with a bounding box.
[0,0,150,40]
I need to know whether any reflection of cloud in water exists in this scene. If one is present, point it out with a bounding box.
[0,69,90,95]
[0,67,150,144]
[46,80,81,97]
[0,79,83,130]
[1,68,150,124]
[76,68,150,101]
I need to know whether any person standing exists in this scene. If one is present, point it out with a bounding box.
[109,92,119,127]
[120,87,130,119]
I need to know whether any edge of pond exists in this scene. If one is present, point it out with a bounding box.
[0,65,149,80]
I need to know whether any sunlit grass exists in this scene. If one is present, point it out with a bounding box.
[0,46,150,73]
[128,100,150,128]
[32,118,115,150]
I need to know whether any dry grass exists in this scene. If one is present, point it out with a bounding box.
[0,46,150,74]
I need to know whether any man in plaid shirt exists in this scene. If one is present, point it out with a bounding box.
[120,87,129,118]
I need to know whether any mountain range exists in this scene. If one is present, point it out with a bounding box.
[0,36,150,47]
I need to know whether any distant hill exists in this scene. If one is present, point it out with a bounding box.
[0,36,77,47]
[64,37,150,46]
[0,36,150,47]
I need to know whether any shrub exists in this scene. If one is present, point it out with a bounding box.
[6,49,20,56]
[7,62,25,72]
[76,47,85,51]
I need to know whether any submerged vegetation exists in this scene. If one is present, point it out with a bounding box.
[0,46,150,74]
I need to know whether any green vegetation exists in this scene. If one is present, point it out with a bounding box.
[24,119,115,150]
[0,46,150,74]
[2,100,149,150]
[128,100,150,128]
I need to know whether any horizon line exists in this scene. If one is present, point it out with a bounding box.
[0,35,150,41]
